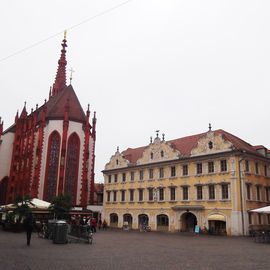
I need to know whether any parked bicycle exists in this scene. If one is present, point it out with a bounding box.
[140,224,151,232]
[37,222,47,239]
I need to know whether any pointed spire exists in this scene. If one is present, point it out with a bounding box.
[15,110,19,123]
[0,117,3,137]
[20,102,27,118]
[52,31,67,96]
[49,86,52,99]
[86,104,90,118]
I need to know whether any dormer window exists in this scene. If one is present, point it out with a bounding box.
[208,141,213,149]
[116,159,119,165]
[150,152,153,159]
[161,150,164,158]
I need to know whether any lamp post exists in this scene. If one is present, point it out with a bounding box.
[238,155,245,236]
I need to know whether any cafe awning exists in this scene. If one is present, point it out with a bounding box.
[208,214,226,221]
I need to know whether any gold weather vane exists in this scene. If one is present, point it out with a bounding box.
[69,68,75,84]
[64,30,67,39]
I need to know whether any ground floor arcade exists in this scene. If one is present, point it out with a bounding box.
[104,206,243,235]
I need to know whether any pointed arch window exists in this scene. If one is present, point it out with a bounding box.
[44,131,60,202]
[65,133,80,205]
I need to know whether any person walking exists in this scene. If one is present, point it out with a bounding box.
[24,212,36,246]
[98,219,102,230]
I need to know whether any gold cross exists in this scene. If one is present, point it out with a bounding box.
[69,68,75,84]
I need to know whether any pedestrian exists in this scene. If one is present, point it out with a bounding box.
[98,219,102,230]
[24,212,36,246]
[102,219,107,230]
[91,218,97,233]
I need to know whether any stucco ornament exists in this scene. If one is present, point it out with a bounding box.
[191,131,233,157]
[105,148,129,170]
[137,136,181,165]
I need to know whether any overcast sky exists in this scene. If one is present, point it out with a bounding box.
[1,0,270,182]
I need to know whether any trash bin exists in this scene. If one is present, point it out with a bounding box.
[53,220,68,244]
[47,219,57,239]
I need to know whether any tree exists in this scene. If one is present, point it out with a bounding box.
[49,194,72,220]
[13,195,33,222]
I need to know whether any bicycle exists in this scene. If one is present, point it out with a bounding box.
[37,223,47,239]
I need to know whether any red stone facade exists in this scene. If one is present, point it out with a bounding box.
[0,36,96,207]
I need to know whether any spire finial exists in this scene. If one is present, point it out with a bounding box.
[208,123,212,131]
[162,133,165,141]
[52,35,67,96]
[156,130,160,138]
[150,136,153,143]
[64,30,67,40]
[69,67,75,84]
[117,146,119,152]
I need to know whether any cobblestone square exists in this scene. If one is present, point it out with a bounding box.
[0,229,269,270]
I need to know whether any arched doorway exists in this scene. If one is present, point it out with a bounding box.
[208,214,226,235]
[181,212,197,232]
[123,214,133,227]
[157,214,169,231]
[110,213,118,228]
[138,214,149,228]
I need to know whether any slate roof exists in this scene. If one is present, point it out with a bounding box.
[3,85,87,134]
[37,84,86,123]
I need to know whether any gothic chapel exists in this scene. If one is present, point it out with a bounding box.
[0,35,96,207]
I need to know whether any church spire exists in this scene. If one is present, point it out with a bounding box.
[52,31,67,96]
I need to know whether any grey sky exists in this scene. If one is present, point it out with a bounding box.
[1,0,270,182]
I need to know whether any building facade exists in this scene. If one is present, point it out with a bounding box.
[0,35,96,207]
[103,129,270,235]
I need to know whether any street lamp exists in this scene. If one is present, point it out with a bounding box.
[238,153,246,236]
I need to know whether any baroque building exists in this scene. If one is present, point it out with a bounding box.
[0,35,96,207]
[103,128,270,235]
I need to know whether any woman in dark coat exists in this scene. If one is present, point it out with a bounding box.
[24,212,35,246]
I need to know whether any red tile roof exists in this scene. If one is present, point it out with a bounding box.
[94,183,104,193]
[122,129,267,164]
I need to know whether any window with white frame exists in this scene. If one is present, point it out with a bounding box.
[221,184,229,200]
[129,189,134,202]
[208,185,215,200]
[159,167,164,178]
[170,187,176,201]
[256,185,261,201]
[171,166,176,177]
[220,160,227,172]
[183,164,188,176]
[197,185,203,200]
[113,191,117,202]
[182,186,189,200]
[148,188,153,201]
[246,184,252,200]
[159,188,164,201]
[121,190,126,202]
[208,161,214,173]
[197,163,202,174]
[149,169,154,179]
[138,189,144,201]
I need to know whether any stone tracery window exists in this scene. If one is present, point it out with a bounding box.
[44,131,60,201]
[65,133,80,205]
